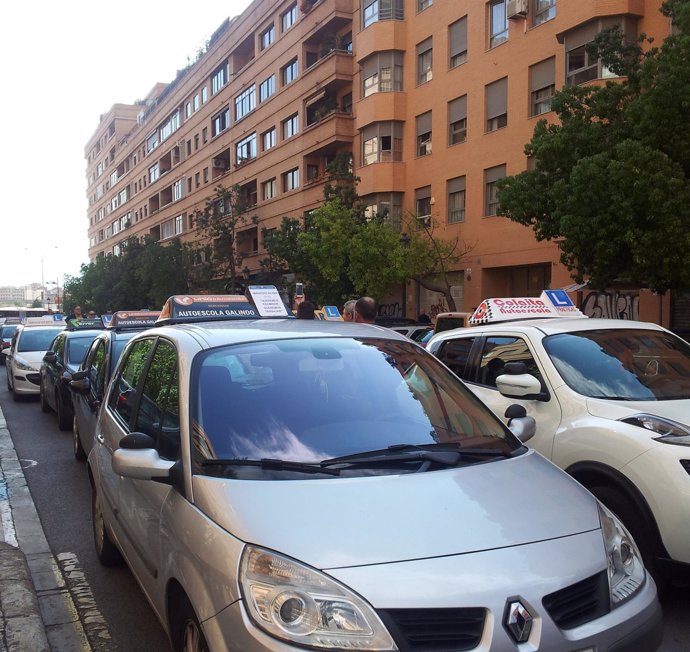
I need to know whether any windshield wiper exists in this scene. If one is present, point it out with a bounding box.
[320,443,514,471]
[201,458,340,476]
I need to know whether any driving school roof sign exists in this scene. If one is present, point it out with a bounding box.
[469,291,585,325]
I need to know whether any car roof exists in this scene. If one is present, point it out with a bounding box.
[148,318,409,348]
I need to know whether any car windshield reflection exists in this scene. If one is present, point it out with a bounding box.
[543,329,690,400]
[191,337,518,477]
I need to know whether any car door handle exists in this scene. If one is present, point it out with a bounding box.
[96,434,105,444]
[90,400,101,413]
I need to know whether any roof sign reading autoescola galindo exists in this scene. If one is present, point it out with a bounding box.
[105,311,161,329]
[469,290,586,326]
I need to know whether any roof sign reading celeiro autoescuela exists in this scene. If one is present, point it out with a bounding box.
[155,286,290,325]
[468,290,586,326]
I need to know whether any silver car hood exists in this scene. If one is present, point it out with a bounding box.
[192,449,600,569]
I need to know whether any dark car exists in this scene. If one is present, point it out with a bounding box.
[40,319,105,430]
[69,311,160,460]
[0,320,21,365]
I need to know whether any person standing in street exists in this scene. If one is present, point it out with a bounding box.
[296,301,316,319]
[354,297,377,324]
[342,299,356,322]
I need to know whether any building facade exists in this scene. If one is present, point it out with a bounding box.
[84,0,671,323]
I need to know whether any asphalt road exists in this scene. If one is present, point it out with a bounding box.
[0,374,688,651]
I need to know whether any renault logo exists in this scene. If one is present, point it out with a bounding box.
[505,600,533,643]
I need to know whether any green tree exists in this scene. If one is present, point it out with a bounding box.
[192,184,257,293]
[497,0,690,293]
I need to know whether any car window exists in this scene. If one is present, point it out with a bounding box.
[544,329,690,400]
[435,337,477,379]
[109,338,155,426]
[478,336,545,389]
[191,337,517,474]
[1,325,18,340]
[17,328,64,352]
[134,340,180,460]
[52,334,65,357]
[67,336,95,367]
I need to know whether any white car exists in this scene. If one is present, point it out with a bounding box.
[5,318,65,400]
[427,293,690,587]
[87,290,662,652]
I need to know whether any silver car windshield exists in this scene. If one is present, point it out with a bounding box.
[543,329,690,400]
[191,337,517,472]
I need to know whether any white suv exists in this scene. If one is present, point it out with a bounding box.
[427,295,690,586]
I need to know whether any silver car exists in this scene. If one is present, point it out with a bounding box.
[88,301,662,652]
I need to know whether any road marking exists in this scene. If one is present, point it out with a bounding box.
[0,478,18,546]
[20,458,38,469]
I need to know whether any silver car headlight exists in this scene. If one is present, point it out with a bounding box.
[239,546,398,650]
[14,358,36,372]
[597,503,646,606]
[621,414,690,446]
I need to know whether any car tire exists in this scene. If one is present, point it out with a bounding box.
[56,391,72,431]
[590,485,668,592]
[170,594,209,652]
[73,417,87,461]
[92,487,122,567]
[40,384,51,413]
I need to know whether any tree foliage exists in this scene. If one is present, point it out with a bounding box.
[497,0,690,292]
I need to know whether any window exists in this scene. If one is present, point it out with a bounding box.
[361,121,403,165]
[173,179,183,201]
[235,85,256,121]
[363,0,404,27]
[185,102,192,118]
[478,337,544,390]
[202,127,208,143]
[262,127,277,151]
[109,339,155,426]
[447,176,466,224]
[530,58,555,116]
[193,94,200,112]
[149,163,159,183]
[212,107,231,137]
[281,3,297,31]
[261,24,275,49]
[161,219,174,239]
[134,340,180,459]
[282,113,299,139]
[282,58,298,85]
[236,132,257,164]
[146,131,158,153]
[262,178,277,200]
[203,167,209,183]
[533,0,556,26]
[211,63,228,94]
[416,111,432,156]
[486,77,508,132]
[448,95,467,145]
[484,164,506,216]
[435,337,478,379]
[449,17,468,68]
[417,0,432,11]
[175,214,184,234]
[361,192,403,227]
[362,51,403,96]
[415,186,432,229]
[564,17,635,86]
[260,74,276,102]
[201,86,208,103]
[416,38,433,84]
[489,0,508,48]
[283,168,299,191]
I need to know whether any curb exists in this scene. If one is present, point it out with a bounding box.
[0,404,90,652]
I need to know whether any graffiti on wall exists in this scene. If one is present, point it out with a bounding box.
[581,291,639,321]
[428,299,448,319]
[377,301,404,318]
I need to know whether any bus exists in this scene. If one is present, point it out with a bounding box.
[0,307,56,324]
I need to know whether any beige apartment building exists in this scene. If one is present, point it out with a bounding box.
[84,0,675,325]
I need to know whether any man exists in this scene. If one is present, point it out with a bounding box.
[296,301,316,320]
[342,299,356,322]
[354,297,377,324]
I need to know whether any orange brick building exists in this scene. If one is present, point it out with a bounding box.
[84,0,674,325]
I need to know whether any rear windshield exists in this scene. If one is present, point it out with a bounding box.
[1,325,18,339]
[191,337,518,474]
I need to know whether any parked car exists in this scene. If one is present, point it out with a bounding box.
[427,291,690,586]
[433,311,472,334]
[0,319,21,365]
[69,311,160,460]
[88,291,661,652]
[39,319,105,430]
[4,317,65,401]
[389,323,433,343]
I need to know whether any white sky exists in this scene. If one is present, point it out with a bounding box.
[0,0,253,288]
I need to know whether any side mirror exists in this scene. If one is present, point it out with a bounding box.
[505,404,536,443]
[69,375,91,395]
[43,351,57,364]
[112,433,174,481]
[496,372,547,401]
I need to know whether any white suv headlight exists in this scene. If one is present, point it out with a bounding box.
[239,546,398,650]
[14,358,37,372]
[621,414,690,446]
[597,503,646,606]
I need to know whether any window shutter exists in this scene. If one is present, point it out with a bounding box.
[486,77,507,119]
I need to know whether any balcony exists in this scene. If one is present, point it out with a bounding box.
[301,111,355,153]
[356,20,407,64]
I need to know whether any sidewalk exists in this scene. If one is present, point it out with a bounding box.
[0,405,90,651]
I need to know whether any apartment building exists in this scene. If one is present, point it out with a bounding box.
[84,0,671,322]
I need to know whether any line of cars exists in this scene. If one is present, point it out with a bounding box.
[2,290,667,651]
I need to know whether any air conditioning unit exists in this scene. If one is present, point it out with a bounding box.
[507,0,528,19]
[212,158,227,169]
